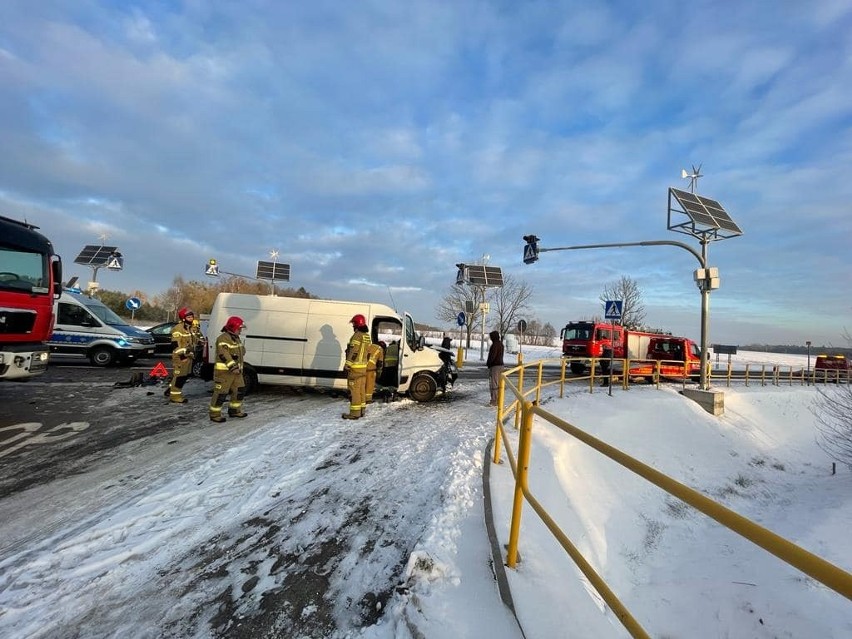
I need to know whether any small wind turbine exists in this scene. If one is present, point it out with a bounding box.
[681,164,703,193]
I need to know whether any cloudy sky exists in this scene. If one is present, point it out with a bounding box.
[1,1,850,346]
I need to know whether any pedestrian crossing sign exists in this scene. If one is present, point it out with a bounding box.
[604,300,623,320]
[205,259,219,276]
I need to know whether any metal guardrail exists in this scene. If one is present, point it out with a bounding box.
[492,357,852,638]
[552,355,850,389]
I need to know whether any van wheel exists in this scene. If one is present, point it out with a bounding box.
[243,364,259,395]
[408,373,437,402]
[89,346,115,367]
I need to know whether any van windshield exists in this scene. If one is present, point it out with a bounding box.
[79,297,129,326]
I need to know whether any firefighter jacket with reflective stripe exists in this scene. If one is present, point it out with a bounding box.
[384,341,400,367]
[345,330,371,370]
[214,331,245,372]
[171,320,199,358]
[367,342,384,372]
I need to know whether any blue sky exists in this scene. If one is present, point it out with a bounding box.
[1,0,850,346]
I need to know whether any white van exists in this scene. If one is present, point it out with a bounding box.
[47,290,157,366]
[203,293,457,401]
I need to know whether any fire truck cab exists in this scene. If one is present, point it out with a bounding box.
[0,215,62,380]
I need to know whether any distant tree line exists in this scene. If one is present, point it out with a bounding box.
[91,276,316,323]
[739,344,852,357]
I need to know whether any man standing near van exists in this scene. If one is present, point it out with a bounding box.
[486,330,504,407]
[343,314,371,419]
[167,307,198,404]
[209,316,248,423]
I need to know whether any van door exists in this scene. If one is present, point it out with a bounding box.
[398,313,419,388]
[373,315,403,390]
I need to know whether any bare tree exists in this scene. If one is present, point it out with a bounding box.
[599,275,646,329]
[436,274,533,348]
[541,322,557,347]
[489,274,533,338]
[811,328,852,467]
[436,284,486,348]
[812,383,852,467]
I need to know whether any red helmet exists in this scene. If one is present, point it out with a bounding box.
[350,314,367,328]
[224,316,246,333]
[178,307,195,321]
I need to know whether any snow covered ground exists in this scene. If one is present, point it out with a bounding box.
[1,347,849,638]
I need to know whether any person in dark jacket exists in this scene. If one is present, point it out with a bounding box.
[439,334,453,366]
[486,330,504,407]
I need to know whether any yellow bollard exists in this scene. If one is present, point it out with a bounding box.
[457,346,465,369]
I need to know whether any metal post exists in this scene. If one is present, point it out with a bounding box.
[531,239,713,389]
[806,340,812,385]
[699,240,711,391]
[480,302,486,360]
[480,286,486,361]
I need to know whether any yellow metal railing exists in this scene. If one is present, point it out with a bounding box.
[492,358,852,638]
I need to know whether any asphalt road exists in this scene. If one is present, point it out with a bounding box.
[0,354,487,637]
[1,355,195,496]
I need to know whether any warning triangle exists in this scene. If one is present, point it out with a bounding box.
[150,361,170,378]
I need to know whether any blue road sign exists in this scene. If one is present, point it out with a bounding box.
[457,312,466,326]
[604,300,623,320]
[126,297,142,311]
[523,241,538,264]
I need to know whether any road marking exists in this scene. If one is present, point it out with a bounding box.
[0,422,90,458]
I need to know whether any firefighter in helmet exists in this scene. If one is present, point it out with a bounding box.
[343,313,371,419]
[167,307,199,404]
[209,315,248,423]
[365,339,384,404]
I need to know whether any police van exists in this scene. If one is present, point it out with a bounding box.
[204,293,456,401]
[47,290,156,366]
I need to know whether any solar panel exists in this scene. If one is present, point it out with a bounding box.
[74,245,118,266]
[256,260,290,281]
[669,188,742,237]
[466,265,504,287]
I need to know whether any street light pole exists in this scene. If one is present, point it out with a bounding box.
[531,238,714,390]
[806,340,812,385]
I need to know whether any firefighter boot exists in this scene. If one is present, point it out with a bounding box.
[228,409,248,418]
[210,415,227,423]
[341,410,361,420]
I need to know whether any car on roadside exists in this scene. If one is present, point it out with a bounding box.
[146,321,178,354]
[146,319,209,376]
[48,290,157,367]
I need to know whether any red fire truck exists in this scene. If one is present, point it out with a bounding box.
[560,320,701,379]
[0,215,63,380]
[814,354,851,380]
